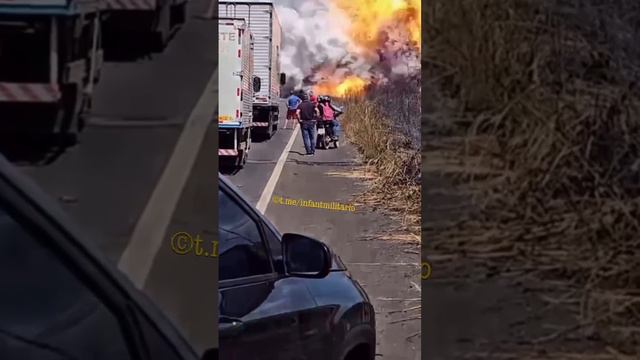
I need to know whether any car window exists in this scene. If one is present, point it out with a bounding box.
[259,214,282,259]
[218,188,273,281]
[261,224,284,273]
[0,204,133,360]
[264,226,282,259]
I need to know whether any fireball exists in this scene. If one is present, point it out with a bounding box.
[314,76,368,97]
[332,0,421,50]
[310,0,421,97]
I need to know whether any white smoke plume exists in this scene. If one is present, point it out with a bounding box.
[274,0,419,93]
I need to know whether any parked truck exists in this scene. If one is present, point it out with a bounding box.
[0,0,105,142]
[102,0,187,52]
[219,17,258,169]
[219,0,286,140]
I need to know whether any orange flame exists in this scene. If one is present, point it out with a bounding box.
[312,0,421,97]
[333,0,421,51]
[314,76,368,97]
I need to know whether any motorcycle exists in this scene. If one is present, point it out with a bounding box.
[316,120,338,149]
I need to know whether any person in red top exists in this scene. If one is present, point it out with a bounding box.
[310,95,322,123]
[318,96,343,141]
[285,90,301,129]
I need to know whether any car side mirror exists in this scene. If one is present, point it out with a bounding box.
[282,233,331,278]
[279,72,286,86]
[201,348,218,360]
[253,76,261,92]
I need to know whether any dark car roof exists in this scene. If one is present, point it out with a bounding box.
[0,155,200,358]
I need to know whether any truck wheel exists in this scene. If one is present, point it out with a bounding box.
[93,18,103,83]
[179,2,187,25]
[93,65,101,84]
[240,129,249,167]
[153,3,171,52]
[56,85,81,146]
[87,49,102,83]
[265,123,273,139]
[171,1,187,27]
[236,151,247,169]
[241,151,248,166]
[77,94,92,133]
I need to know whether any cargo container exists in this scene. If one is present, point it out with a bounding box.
[219,17,258,169]
[219,0,286,140]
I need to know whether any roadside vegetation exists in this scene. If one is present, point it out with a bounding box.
[340,76,421,240]
[425,0,640,356]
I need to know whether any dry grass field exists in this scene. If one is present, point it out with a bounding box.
[424,0,640,356]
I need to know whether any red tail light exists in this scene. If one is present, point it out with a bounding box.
[237,88,240,96]
[238,49,241,58]
[236,109,240,118]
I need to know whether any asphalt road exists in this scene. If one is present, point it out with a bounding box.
[220,107,294,204]
[224,108,422,360]
[0,0,217,354]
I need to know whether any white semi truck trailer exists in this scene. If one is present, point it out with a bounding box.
[219,0,286,140]
[0,0,105,142]
[218,17,258,169]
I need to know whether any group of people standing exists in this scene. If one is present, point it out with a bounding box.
[285,90,343,156]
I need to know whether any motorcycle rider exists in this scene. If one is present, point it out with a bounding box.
[310,94,319,108]
[320,95,343,143]
[317,96,332,138]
